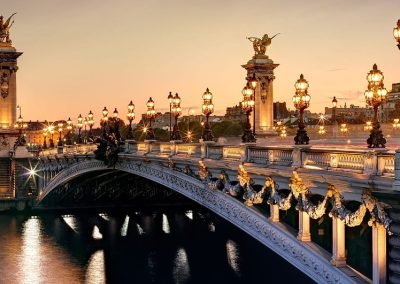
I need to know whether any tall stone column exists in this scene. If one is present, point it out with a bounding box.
[242,57,279,136]
[0,44,22,129]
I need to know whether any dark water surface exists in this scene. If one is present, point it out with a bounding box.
[0,208,312,283]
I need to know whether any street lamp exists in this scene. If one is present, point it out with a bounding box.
[171,93,182,141]
[145,97,156,140]
[393,118,400,130]
[113,108,121,140]
[332,96,337,123]
[48,125,55,148]
[168,92,173,140]
[66,117,73,145]
[241,82,256,143]
[77,114,83,144]
[364,64,387,148]
[292,74,311,145]
[57,122,64,147]
[394,20,400,50]
[101,107,109,138]
[201,88,214,141]
[14,113,26,146]
[126,100,135,140]
[364,121,373,131]
[87,110,94,142]
[248,73,258,136]
[340,123,348,134]
[42,127,48,149]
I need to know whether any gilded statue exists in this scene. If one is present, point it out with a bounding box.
[247,33,279,57]
[0,13,16,44]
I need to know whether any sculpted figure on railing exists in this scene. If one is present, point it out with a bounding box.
[209,170,231,192]
[362,189,392,232]
[198,160,211,183]
[267,177,292,210]
[228,164,250,197]
[243,176,270,206]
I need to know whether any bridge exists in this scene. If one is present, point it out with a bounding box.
[4,140,395,284]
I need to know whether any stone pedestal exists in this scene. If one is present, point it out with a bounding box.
[372,224,387,284]
[0,45,22,129]
[200,140,215,159]
[242,56,279,136]
[297,211,311,242]
[331,217,346,267]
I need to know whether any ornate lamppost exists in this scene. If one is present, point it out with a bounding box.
[101,107,108,138]
[42,127,48,149]
[364,121,373,131]
[14,113,26,146]
[241,82,256,143]
[364,64,388,148]
[57,122,64,147]
[393,118,400,130]
[87,110,94,142]
[48,125,55,148]
[293,74,311,145]
[171,93,182,141]
[201,88,214,141]
[145,97,156,140]
[394,20,400,50]
[126,100,135,140]
[66,118,73,145]
[332,96,337,123]
[248,73,258,136]
[113,108,121,140]
[168,92,173,140]
[77,114,83,144]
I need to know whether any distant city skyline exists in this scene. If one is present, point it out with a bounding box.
[2,0,400,125]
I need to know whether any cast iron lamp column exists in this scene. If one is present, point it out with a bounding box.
[87,110,94,142]
[201,88,214,141]
[113,108,121,141]
[168,92,173,140]
[394,20,400,50]
[293,74,311,145]
[364,64,388,148]
[171,93,182,141]
[66,118,73,145]
[42,127,48,149]
[49,125,55,148]
[57,122,64,147]
[101,107,109,138]
[77,114,83,144]
[241,82,256,143]
[145,97,156,140]
[126,100,135,139]
[248,73,258,136]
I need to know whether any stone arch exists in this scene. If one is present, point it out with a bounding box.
[37,159,357,283]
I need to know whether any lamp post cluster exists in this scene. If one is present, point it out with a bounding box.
[14,106,27,146]
[292,74,311,145]
[145,97,156,141]
[171,93,182,141]
[126,101,135,140]
[364,64,387,148]
[393,118,400,130]
[241,74,257,143]
[201,88,214,141]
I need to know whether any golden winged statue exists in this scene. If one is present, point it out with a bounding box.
[0,13,16,45]
[247,33,279,57]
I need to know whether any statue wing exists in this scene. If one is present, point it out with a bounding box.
[270,33,280,39]
[3,13,17,28]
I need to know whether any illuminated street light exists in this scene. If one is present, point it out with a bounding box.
[340,123,348,134]
[293,74,311,145]
[57,122,64,147]
[77,114,83,144]
[113,108,121,141]
[87,110,94,142]
[42,127,48,149]
[318,125,326,135]
[171,93,182,141]
[248,73,258,137]
[364,64,387,148]
[202,88,214,141]
[168,92,173,140]
[66,117,73,145]
[145,97,156,140]
[101,107,108,138]
[364,121,373,131]
[126,100,135,140]
[393,118,400,130]
[241,83,256,143]
[48,125,55,148]
[394,20,400,50]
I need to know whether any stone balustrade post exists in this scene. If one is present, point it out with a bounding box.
[269,204,279,223]
[393,149,400,191]
[292,145,310,168]
[363,150,378,175]
[239,144,250,162]
[200,140,214,159]
[372,224,387,284]
[144,141,151,155]
[170,141,178,156]
[331,217,346,267]
[330,153,338,169]
[297,211,311,242]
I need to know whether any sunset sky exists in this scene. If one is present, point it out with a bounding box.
[2,0,400,124]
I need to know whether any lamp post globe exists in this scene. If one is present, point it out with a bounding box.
[57,122,64,147]
[168,92,173,140]
[293,74,311,145]
[365,64,387,148]
[77,114,83,144]
[101,107,109,138]
[65,118,73,145]
[87,110,94,142]
[42,127,48,149]
[201,88,214,141]
[113,108,121,141]
[126,100,135,140]
[241,82,256,143]
[145,97,156,140]
[171,93,182,141]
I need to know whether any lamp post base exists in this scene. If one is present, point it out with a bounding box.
[294,128,309,145]
[242,128,256,143]
[367,122,386,148]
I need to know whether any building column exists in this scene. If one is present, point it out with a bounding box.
[297,211,311,242]
[372,224,387,284]
[269,204,279,223]
[331,217,346,267]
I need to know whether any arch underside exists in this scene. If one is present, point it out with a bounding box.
[38,159,361,283]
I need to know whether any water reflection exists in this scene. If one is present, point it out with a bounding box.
[0,209,312,283]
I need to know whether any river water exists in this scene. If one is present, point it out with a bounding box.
[0,208,312,284]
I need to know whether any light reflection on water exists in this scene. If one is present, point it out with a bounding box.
[0,211,312,284]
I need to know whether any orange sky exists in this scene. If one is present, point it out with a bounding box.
[2,0,400,125]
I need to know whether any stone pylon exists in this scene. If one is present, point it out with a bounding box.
[242,55,278,136]
[0,39,22,128]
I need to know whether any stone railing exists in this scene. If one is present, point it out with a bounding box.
[222,146,241,161]
[38,144,97,157]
